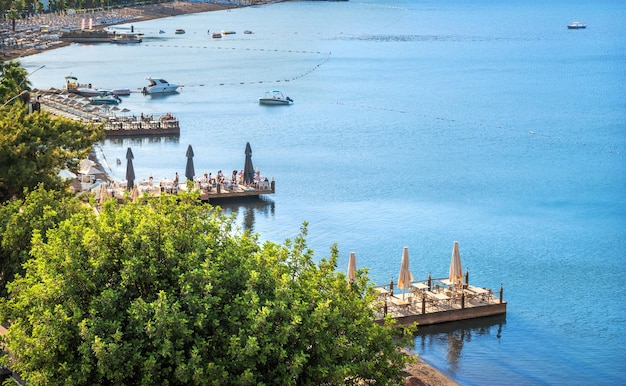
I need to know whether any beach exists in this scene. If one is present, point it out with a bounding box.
[1,1,246,62]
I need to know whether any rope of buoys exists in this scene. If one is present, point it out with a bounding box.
[141,43,326,56]
[175,50,331,88]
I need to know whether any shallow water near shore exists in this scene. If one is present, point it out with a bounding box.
[20,0,626,384]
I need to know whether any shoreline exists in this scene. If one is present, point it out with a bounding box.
[1,1,251,62]
[9,2,457,385]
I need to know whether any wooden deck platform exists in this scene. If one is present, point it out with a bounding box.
[35,89,180,137]
[102,179,275,202]
[373,281,506,326]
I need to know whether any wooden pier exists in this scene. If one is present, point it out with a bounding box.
[34,89,180,136]
[101,179,275,203]
[374,279,506,326]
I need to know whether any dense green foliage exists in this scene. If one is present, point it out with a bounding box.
[0,61,30,102]
[0,184,90,296]
[0,97,104,201]
[0,192,413,385]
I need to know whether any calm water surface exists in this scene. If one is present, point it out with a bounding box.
[21,0,626,384]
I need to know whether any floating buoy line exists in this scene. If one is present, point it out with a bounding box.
[139,43,331,87]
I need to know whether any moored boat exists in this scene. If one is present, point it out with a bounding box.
[90,91,122,105]
[175,29,186,34]
[142,78,180,94]
[259,90,293,105]
[212,33,222,38]
[111,33,142,44]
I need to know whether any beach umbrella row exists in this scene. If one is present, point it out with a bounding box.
[123,142,254,188]
[346,242,466,297]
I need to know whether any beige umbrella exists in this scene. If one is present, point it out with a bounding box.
[397,246,413,299]
[449,241,463,286]
[130,185,139,202]
[347,252,357,283]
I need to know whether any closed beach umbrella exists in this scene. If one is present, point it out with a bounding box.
[243,142,254,185]
[397,246,413,299]
[347,252,357,283]
[185,144,195,181]
[125,147,135,191]
[449,241,463,285]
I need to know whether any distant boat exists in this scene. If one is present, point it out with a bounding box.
[259,90,293,105]
[212,33,222,38]
[243,30,253,34]
[567,21,586,29]
[159,30,165,34]
[221,30,236,35]
[111,33,142,44]
[142,78,180,94]
[175,29,185,34]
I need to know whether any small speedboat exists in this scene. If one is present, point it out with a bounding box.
[90,92,121,105]
[159,30,165,34]
[175,29,185,34]
[212,33,222,38]
[259,90,293,106]
[567,21,586,29]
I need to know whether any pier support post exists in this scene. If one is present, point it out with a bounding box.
[421,292,426,314]
[383,297,387,316]
[217,184,221,194]
[461,292,465,309]
[427,273,431,291]
[499,283,503,304]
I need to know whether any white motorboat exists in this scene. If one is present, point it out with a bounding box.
[567,21,586,29]
[259,90,293,105]
[142,78,180,94]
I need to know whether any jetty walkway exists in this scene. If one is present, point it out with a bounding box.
[373,278,506,326]
[34,89,180,136]
[97,177,276,203]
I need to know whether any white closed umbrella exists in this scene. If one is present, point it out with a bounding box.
[449,241,463,285]
[397,246,413,299]
[347,252,357,283]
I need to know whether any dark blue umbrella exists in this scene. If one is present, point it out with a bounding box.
[243,142,254,185]
[185,144,195,181]
[125,147,135,191]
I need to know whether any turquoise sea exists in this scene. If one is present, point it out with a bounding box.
[20,0,626,384]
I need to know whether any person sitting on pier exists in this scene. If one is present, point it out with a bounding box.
[232,170,238,183]
[201,173,209,183]
[173,172,179,189]
[217,170,224,184]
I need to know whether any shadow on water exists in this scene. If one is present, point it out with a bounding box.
[209,196,275,233]
[414,314,506,368]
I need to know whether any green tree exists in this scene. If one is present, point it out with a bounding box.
[0,193,413,385]
[0,184,89,296]
[0,60,29,102]
[0,101,104,201]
